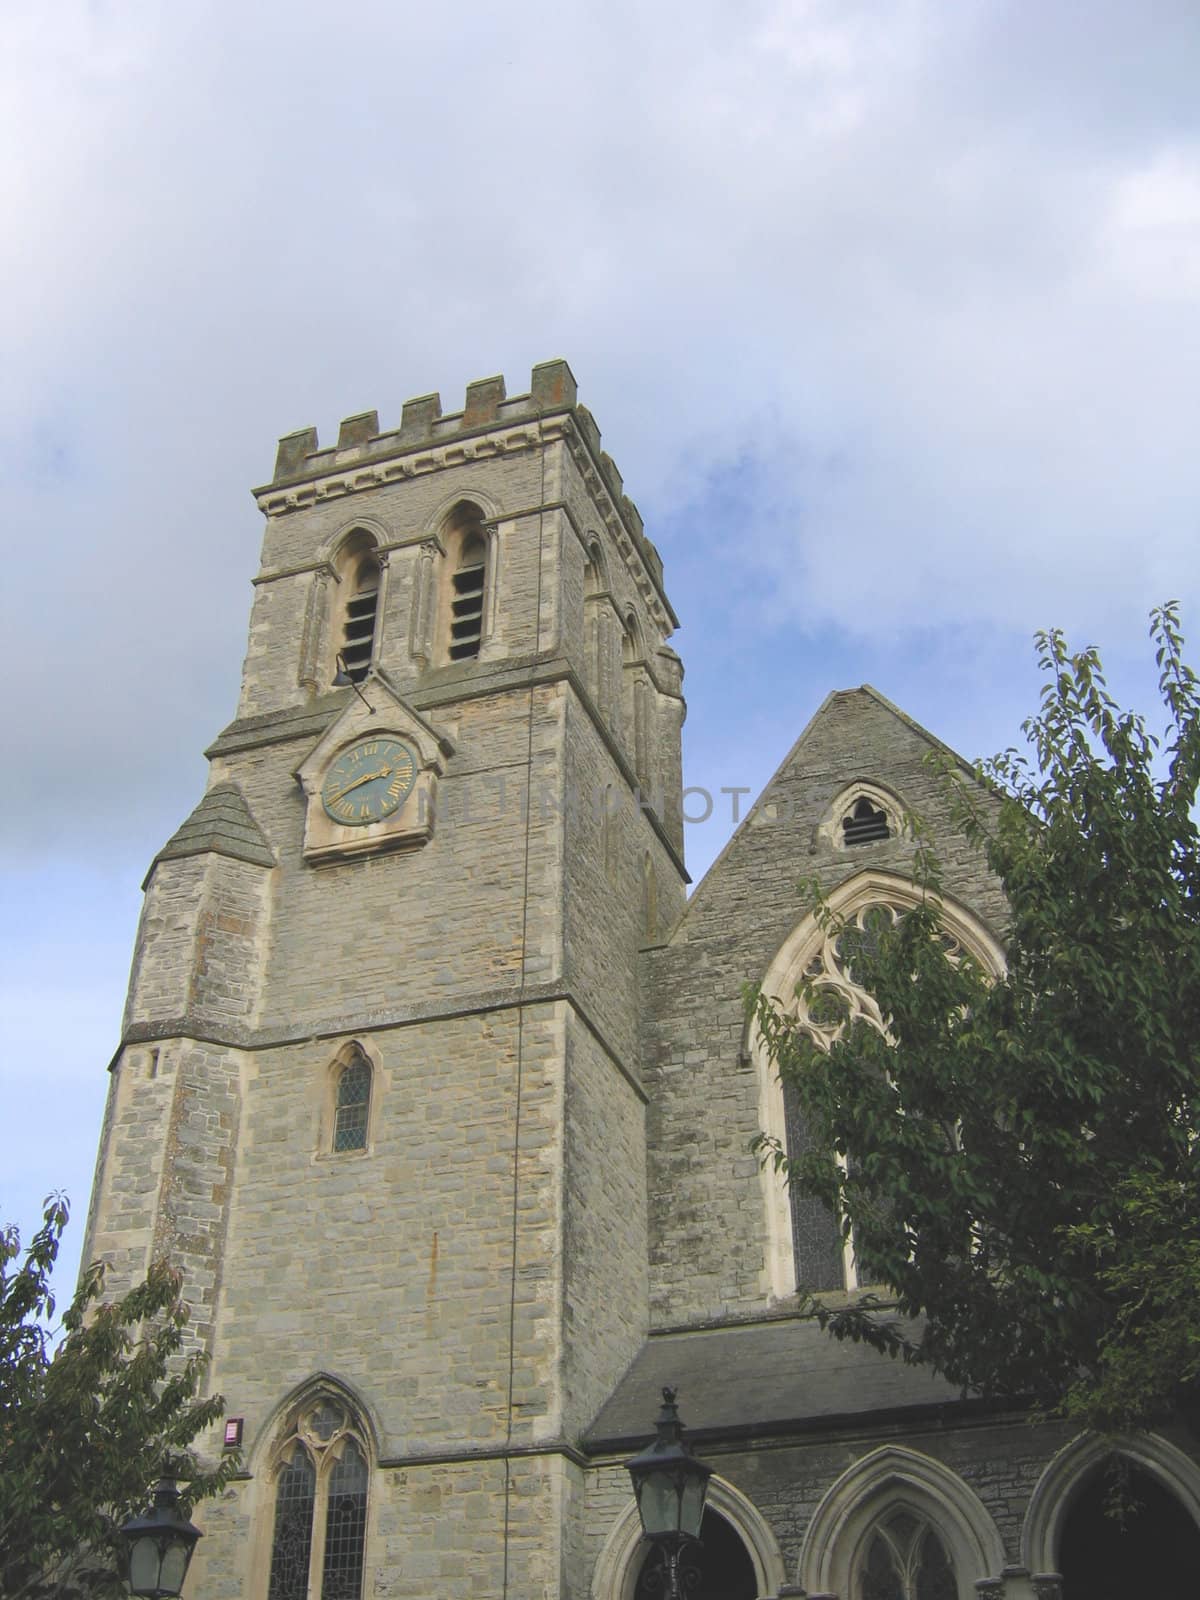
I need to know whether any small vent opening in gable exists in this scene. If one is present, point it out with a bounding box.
[842,796,890,846]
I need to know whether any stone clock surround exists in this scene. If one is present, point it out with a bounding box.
[294,679,452,864]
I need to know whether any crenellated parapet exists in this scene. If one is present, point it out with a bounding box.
[263,360,578,489]
[253,358,674,629]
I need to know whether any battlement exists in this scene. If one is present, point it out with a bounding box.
[257,357,666,597]
[267,358,583,484]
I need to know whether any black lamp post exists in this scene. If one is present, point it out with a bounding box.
[119,1463,202,1599]
[625,1386,712,1600]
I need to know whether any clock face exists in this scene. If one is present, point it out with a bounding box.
[321,737,418,826]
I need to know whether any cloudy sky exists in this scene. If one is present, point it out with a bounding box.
[3,0,1198,1289]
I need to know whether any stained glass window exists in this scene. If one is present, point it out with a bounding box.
[782,1077,845,1291]
[321,1440,369,1600]
[267,1446,316,1600]
[334,1058,371,1152]
[915,1528,956,1600]
[857,1513,958,1600]
[861,1531,903,1600]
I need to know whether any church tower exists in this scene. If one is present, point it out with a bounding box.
[83,362,686,1598]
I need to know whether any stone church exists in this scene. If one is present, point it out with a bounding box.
[82,362,1200,1600]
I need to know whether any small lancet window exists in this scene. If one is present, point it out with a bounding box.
[338,548,381,684]
[333,1055,371,1152]
[843,796,890,846]
[449,534,486,660]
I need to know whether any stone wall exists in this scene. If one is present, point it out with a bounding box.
[643,687,1007,1328]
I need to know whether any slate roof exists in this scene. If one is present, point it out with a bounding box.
[205,693,343,757]
[146,782,275,884]
[583,1317,969,1452]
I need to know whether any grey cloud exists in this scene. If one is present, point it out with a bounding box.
[3,0,1199,859]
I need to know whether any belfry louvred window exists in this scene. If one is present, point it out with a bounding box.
[340,556,380,683]
[266,1398,370,1600]
[448,533,486,660]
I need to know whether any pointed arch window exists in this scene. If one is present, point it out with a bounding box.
[754,872,1007,1302]
[441,502,491,663]
[820,783,903,851]
[333,1051,371,1153]
[857,1511,957,1600]
[266,1396,370,1600]
[583,540,605,598]
[449,537,486,659]
[843,796,890,846]
[332,532,382,685]
[320,1440,368,1600]
[268,1446,316,1600]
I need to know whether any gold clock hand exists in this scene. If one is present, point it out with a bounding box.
[328,764,392,803]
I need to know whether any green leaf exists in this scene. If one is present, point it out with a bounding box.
[751,607,1200,1431]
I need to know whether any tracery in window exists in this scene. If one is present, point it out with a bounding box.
[266,1395,370,1600]
[333,1053,371,1153]
[791,901,970,1051]
[819,782,904,852]
[782,899,970,1291]
[754,871,1006,1303]
[857,1512,956,1600]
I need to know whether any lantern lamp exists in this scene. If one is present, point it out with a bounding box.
[119,1464,202,1599]
[625,1386,712,1597]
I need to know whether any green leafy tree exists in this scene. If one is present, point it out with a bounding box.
[0,1197,238,1599]
[753,604,1200,1433]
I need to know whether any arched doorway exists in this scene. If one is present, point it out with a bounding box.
[633,1510,757,1600]
[1060,1463,1200,1600]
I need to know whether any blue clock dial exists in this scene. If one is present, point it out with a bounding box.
[321,737,418,826]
